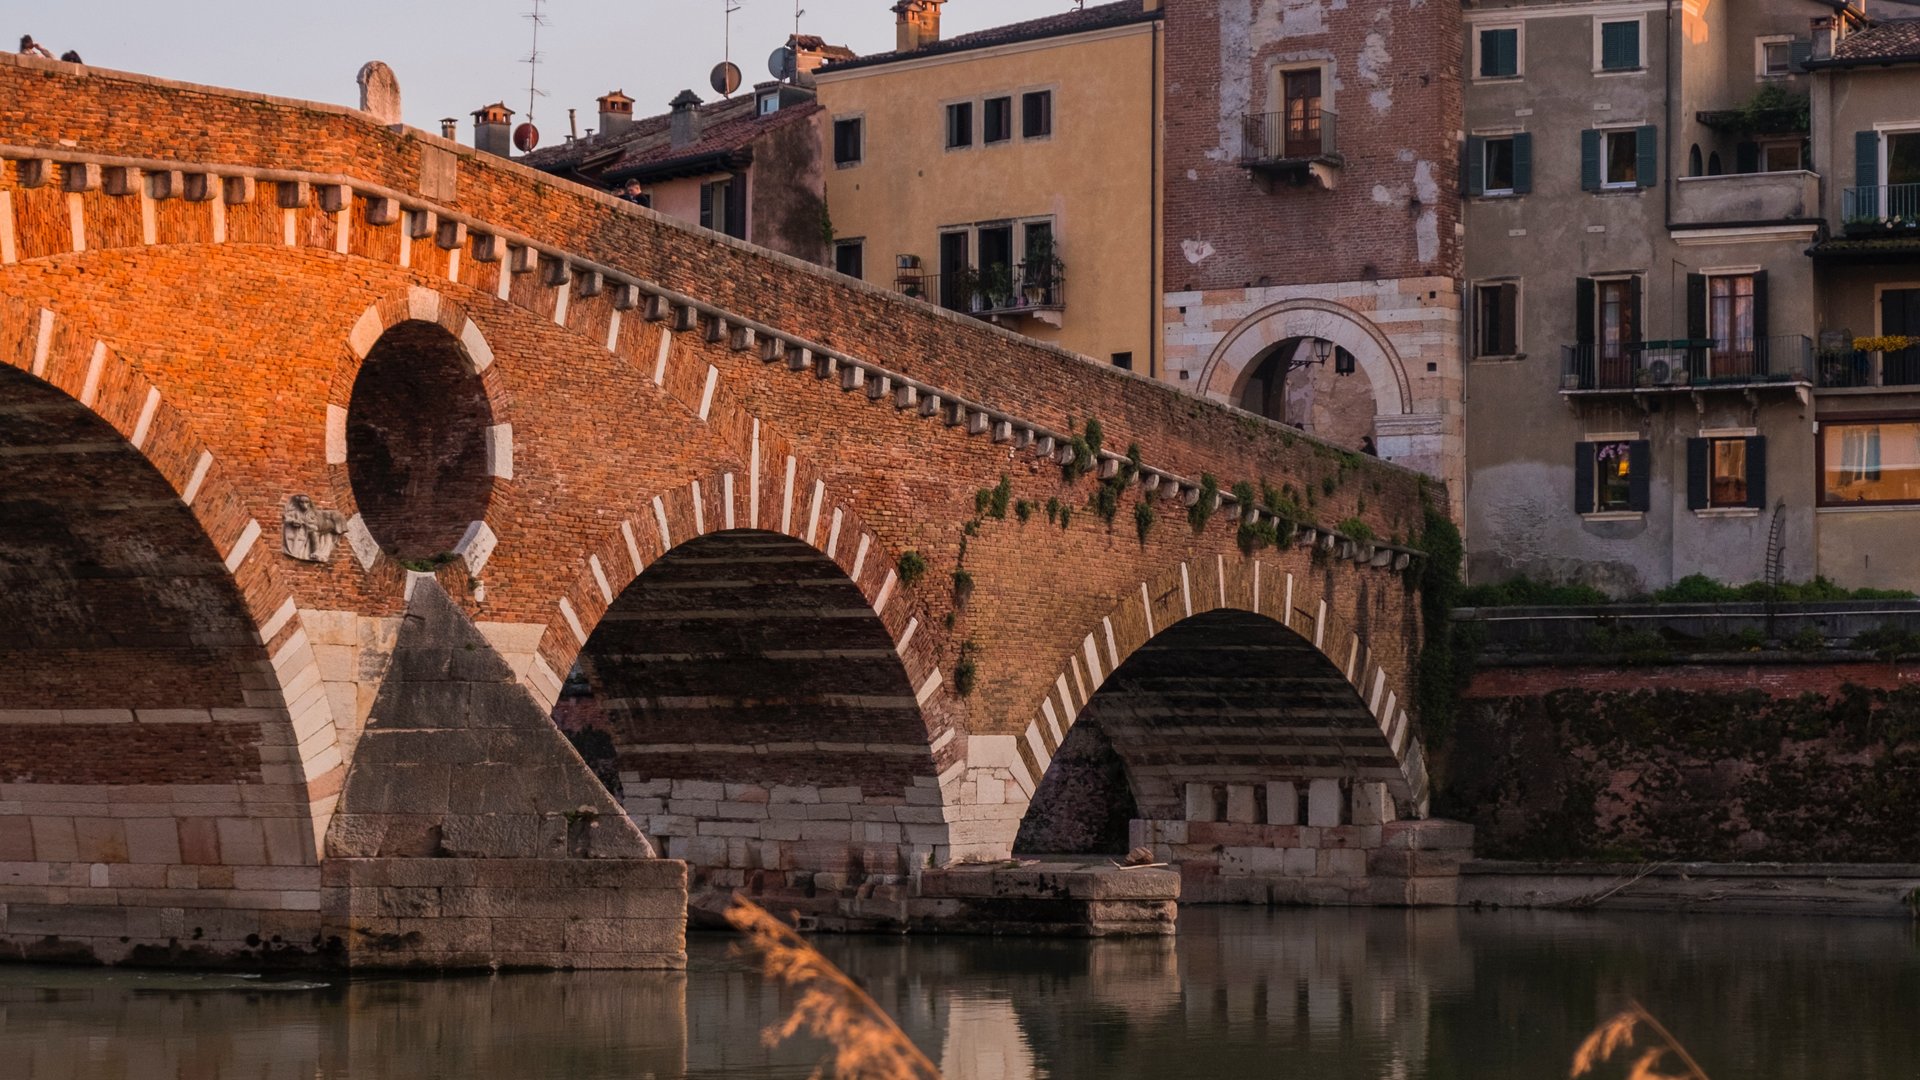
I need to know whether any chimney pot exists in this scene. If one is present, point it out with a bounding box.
[893,0,945,53]
[471,102,515,157]
[440,117,459,140]
[669,89,704,149]
[598,89,636,138]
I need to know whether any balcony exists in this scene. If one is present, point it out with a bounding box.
[894,264,1066,328]
[1236,109,1341,190]
[1815,343,1920,390]
[1560,336,1813,397]
[1671,170,1820,227]
[1842,184,1920,233]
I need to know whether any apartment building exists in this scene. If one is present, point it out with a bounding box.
[1461,1,1878,593]
[814,0,1164,372]
[1161,0,1467,491]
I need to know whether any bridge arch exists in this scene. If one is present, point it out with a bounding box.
[982,554,1427,862]
[0,296,345,952]
[1195,298,1413,423]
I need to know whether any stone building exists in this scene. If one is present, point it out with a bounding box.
[813,0,1165,372]
[519,82,832,264]
[1160,0,1466,489]
[1459,0,1920,594]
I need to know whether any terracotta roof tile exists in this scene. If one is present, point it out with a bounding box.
[820,1,1160,73]
[1831,19,1920,64]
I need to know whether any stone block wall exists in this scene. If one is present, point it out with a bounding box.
[1138,780,1471,905]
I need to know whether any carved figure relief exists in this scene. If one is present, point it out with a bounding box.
[283,495,349,563]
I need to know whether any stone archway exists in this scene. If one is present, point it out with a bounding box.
[1197,298,1412,421]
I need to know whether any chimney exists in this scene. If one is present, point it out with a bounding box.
[471,102,515,157]
[669,90,703,149]
[598,89,636,138]
[439,117,459,140]
[893,0,945,53]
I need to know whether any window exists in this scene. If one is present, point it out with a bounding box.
[1111,352,1133,371]
[1576,276,1643,388]
[983,96,1013,144]
[834,240,864,280]
[1583,126,1656,191]
[938,230,970,310]
[1479,27,1521,79]
[1474,281,1520,358]
[1021,220,1059,304]
[1821,420,1920,505]
[758,91,781,115]
[1280,69,1324,158]
[1757,36,1799,78]
[699,178,742,239]
[977,223,1015,308]
[1689,436,1765,510]
[946,102,973,149]
[1466,133,1531,196]
[1577,440,1648,514]
[1762,141,1802,172]
[1879,287,1920,386]
[1709,274,1756,360]
[1598,19,1642,72]
[1022,91,1053,138]
[832,118,862,166]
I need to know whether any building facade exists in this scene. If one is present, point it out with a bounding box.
[518,82,831,264]
[1461,1,1868,593]
[1160,0,1467,492]
[814,0,1164,372]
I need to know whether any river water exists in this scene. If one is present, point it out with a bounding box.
[5,907,1917,1079]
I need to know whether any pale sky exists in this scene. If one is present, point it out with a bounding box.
[16,0,1057,144]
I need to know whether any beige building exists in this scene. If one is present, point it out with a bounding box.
[814,0,1164,374]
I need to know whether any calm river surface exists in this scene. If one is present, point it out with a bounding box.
[5,907,1917,1078]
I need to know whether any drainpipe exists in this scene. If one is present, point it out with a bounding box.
[1665,0,1680,337]
[1150,16,1162,381]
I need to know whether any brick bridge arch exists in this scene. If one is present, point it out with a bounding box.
[0,54,1447,955]
[0,294,344,960]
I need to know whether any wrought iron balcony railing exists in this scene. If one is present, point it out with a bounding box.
[1237,108,1339,168]
[1842,183,1920,230]
[893,264,1065,318]
[1817,345,1920,389]
[1561,336,1812,392]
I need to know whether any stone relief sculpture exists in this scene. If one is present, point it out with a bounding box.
[283,495,349,563]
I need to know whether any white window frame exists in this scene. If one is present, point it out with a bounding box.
[1593,15,1647,75]
[1872,122,1920,191]
[1755,35,1794,80]
[1265,61,1333,122]
[1481,132,1520,196]
[1599,124,1643,190]
[1473,24,1525,82]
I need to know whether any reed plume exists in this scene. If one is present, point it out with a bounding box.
[1571,1001,1711,1080]
[726,897,944,1080]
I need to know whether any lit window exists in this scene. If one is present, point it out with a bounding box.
[1823,420,1920,505]
[1605,129,1640,187]
[1485,136,1516,194]
[1709,439,1748,507]
[1594,441,1634,511]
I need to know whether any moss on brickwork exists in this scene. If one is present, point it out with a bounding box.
[1443,684,1920,862]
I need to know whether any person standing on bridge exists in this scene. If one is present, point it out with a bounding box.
[17,35,54,59]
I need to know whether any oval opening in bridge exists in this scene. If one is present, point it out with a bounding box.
[346,320,494,563]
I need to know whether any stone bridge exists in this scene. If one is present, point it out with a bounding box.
[0,55,1445,968]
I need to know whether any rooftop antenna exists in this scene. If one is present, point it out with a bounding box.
[712,0,745,97]
[523,0,550,124]
[794,0,807,65]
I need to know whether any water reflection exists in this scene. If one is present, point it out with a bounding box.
[3,909,1917,1079]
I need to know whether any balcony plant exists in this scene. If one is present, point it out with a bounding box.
[1020,235,1065,308]
[979,262,1016,312]
[944,265,981,312]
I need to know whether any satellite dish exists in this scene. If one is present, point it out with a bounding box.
[768,46,795,81]
[711,61,743,97]
[513,122,540,153]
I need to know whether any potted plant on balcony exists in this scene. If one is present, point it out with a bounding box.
[979,262,1016,312]
[1021,235,1065,308]
[942,265,980,312]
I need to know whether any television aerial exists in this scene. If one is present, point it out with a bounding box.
[712,0,744,98]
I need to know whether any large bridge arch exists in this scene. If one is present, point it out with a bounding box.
[0,298,345,961]
[961,552,1428,864]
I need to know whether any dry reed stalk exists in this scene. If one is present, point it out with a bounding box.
[725,897,944,1080]
[1571,1001,1712,1080]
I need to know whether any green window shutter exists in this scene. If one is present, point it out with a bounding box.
[1746,437,1768,510]
[1499,283,1520,355]
[1481,29,1518,78]
[1575,277,1597,346]
[1602,22,1640,70]
[1686,439,1710,511]
[1753,270,1769,342]
[1628,441,1653,512]
[1856,131,1881,218]
[1686,273,1707,342]
[1575,445,1596,515]
[1581,129,1602,191]
[1512,133,1533,193]
[1464,136,1486,196]
[1636,125,1659,188]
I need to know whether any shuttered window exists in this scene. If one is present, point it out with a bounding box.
[1688,437,1767,511]
[1600,20,1642,71]
[1022,91,1053,138]
[1474,282,1520,358]
[1480,28,1520,78]
[946,102,973,149]
[1577,441,1651,515]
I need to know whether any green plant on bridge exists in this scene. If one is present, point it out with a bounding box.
[1015,499,1033,524]
[1134,500,1155,545]
[954,641,979,697]
[1336,517,1375,545]
[1090,444,1141,525]
[1188,474,1219,532]
[1062,417,1104,482]
[896,551,928,587]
